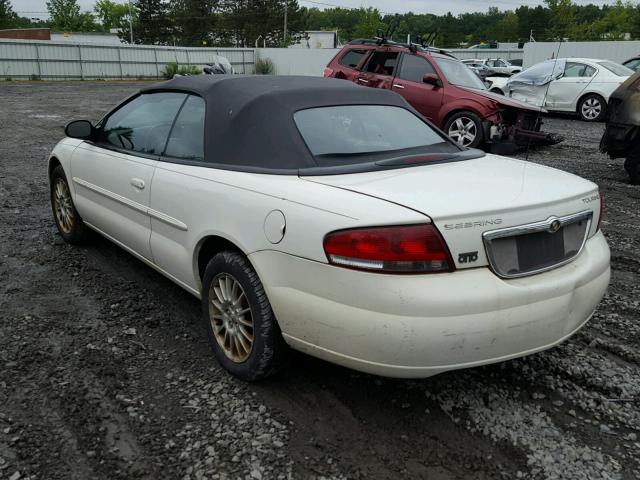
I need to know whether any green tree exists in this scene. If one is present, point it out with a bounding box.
[497,11,519,42]
[119,0,171,44]
[94,0,131,32]
[0,0,17,29]
[170,0,217,46]
[544,0,576,40]
[218,0,306,47]
[589,1,635,40]
[47,0,97,31]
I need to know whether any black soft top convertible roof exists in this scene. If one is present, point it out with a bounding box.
[139,75,416,172]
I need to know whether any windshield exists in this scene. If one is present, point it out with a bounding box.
[294,105,456,161]
[598,61,633,77]
[508,59,566,86]
[434,58,486,90]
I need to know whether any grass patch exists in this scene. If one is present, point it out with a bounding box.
[254,57,274,75]
[161,62,202,79]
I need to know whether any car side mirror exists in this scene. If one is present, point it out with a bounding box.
[65,120,94,140]
[423,73,442,88]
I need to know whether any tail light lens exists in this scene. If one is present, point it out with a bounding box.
[597,191,604,231]
[323,67,334,77]
[323,224,454,274]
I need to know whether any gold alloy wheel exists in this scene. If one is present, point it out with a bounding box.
[208,273,254,363]
[53,178,75,234]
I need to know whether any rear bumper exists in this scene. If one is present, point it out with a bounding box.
[250,231,610,378]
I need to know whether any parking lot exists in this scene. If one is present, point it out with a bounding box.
[0,82,638,480]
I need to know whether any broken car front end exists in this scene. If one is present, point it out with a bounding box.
[482,106,564,155]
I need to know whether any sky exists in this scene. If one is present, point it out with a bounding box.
[11,0,624,20]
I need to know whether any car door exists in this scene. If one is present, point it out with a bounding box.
[355,49,399,90]
[390,53,444,123]
[545,62,595,110]
[329,47,372,80]
[70,92,187,260]
[148,94,207,288]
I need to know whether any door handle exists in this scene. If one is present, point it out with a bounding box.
[357,78,369,83]
[392,83,405,89]
[130,178,145,190]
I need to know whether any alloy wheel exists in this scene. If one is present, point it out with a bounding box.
[53,178,74,234]
[581,98,602,120]
[208,273,254,363]
[448,117,477,147]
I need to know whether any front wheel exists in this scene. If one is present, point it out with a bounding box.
[50,165,88,243]
[444,111,483,148]
[201,251,288,381]
[578,94,607,122]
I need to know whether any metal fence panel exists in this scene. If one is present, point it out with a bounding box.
[448,49,524,60]
[0,39,255,80]
[523,41,640,67]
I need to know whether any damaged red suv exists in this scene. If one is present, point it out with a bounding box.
[324,40,562,153]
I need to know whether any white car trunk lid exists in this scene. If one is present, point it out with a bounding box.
[303,155,601,271]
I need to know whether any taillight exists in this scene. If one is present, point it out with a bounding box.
[597,191,604,231]
[323,224,454,274]
[323,67,334,77]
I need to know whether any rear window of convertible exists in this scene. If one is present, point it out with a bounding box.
[294,105,451,159]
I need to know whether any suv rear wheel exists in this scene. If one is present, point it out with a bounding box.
[444,111,483,148]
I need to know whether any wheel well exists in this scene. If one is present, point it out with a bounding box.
[442,109,480,127]
[576,92,606,112]
[48,157,61,180]
[490,88,504,95]
[196,236,243,280]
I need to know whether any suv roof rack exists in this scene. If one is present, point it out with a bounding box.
[346,38,456,59]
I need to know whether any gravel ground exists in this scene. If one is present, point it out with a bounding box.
[0,82,638,480]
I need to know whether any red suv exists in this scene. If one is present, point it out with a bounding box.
[324,40,561,152]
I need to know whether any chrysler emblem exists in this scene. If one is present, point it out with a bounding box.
[548,219,562,233]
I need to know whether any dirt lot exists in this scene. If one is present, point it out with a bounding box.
[0,82,638,480]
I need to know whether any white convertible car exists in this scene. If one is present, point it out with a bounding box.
[49,76,610,380]
[505,58,632,121]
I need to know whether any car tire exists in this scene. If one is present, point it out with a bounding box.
[201,251,288,381]
[624,156,640,185]
[50,165,88,243]
[444,111,484,148]
[578,94,607,122]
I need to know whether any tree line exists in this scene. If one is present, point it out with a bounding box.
[1,0,639,48]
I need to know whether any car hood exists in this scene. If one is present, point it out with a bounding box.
[460,87,545,113]
[302,154,600,270]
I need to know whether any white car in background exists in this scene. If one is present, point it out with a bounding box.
[485,76,510,94]
[48,75,610,381]
[462,58,522,75]
[506,58,633,121]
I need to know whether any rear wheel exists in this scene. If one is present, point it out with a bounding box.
[201,251,288,381]
[50,165,88,243]
[444,111,483,148]
[578,94,606,122]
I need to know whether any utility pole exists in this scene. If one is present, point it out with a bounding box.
[128,0,134,44]
[283,0,288,46]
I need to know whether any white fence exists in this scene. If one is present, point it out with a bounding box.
[2,38,638,81]
[0,39,254,80]
[256,48,338,76]
[523,41,640,67]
